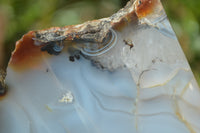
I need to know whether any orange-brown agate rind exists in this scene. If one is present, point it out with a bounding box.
[135,0,158,18]
[9,0,160,71]
[9,31,45,71]
[0,90,7,100]
[112,11,138,31]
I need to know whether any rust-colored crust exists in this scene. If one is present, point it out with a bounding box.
[0,89,7,100]
[112,11,138,31]
[135,0,158,18]
[33,0,159,41]
[9,31,46,71]
[9,0,160,71]
[112,17,129,31]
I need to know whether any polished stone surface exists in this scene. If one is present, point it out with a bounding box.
[1,0,200,133]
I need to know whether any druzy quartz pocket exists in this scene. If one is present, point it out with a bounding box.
[0,0,200,133]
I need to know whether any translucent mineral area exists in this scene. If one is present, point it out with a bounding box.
[0,0,200,133]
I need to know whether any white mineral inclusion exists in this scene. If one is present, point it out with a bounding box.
[1,0,200,133]
[59,91,74,103]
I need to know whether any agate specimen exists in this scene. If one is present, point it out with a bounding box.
[0,0,200,133]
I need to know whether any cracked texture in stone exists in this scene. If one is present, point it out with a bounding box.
[0,0,200,133]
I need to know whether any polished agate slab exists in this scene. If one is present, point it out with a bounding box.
[0,0,200,133]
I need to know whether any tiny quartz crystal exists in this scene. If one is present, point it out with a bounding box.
[59,92,74,104]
